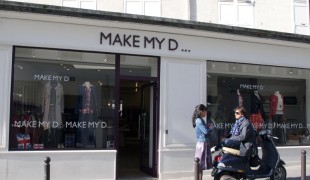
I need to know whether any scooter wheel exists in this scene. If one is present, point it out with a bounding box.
[218,174,237,180]
[270,165,286,180]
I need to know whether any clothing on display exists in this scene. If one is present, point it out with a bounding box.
[237,89,243,107]
[76,81,98,148]
[270,91,285,144]
[42,81,64,148]
[249,90,266,130]
[42,81,64,128]
[269,91,284,117]
[249,112,264,131]
[272,114,286,144]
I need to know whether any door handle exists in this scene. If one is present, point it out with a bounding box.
[138,115,141,140]
[143,114,146,139]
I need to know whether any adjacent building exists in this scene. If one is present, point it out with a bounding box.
[4,0,310,35]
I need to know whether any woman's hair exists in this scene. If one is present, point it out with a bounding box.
[234,106,246,115]
[192,104,207,128]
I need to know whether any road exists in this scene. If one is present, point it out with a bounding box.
[169,147,310,180]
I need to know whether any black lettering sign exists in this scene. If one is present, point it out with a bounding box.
[123,34,132,47]
[112,34,123,46]
[144,36,155,48]
[100,32,183,52]
[168,39,178,51]
[133,35,140,47]
[100,32,112,45]
[155,37,165,50]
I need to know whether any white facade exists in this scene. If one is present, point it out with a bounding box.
[1,2,310,180]
[4,0,310,35]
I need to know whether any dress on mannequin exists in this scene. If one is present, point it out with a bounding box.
[77,81,98,148]
[237,89,243,107]
[270,91,286,144]
[42,81,64,148]
[249,90,266,130]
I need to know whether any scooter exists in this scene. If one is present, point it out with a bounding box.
[211,129,286,180]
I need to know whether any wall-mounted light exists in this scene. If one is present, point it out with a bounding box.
[57,51,61,60]
[211,62,215,69]
[289,68,293,74]
[15,65,23,70]
[32,49,36,58]
[73,64,115,69]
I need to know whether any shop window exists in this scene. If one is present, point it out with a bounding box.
[10,47,115,150]
[207,61,310,146]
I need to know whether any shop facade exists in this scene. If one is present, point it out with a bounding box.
[0,1,310,180]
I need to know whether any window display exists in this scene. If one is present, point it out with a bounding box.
[207,61,310,146]
[10,47,116,150]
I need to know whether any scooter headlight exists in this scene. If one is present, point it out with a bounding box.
[217,162,226,167]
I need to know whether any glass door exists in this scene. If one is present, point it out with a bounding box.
[140,82,158,176]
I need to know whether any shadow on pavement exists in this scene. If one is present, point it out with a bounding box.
[287,176,310,180]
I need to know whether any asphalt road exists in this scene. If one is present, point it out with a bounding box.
[170,146,310,180]
[276,147,310,179]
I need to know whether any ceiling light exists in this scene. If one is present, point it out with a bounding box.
[73,64,115,69]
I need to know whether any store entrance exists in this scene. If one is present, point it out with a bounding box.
[118,80,158,179]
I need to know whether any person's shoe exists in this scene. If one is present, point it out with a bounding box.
[211,146,217,153]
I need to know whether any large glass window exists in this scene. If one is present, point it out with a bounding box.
[207,61,310,146]
[10,47,115,150]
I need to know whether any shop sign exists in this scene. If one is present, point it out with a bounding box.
[33,74,71,81]
[12,121,108,129]
[100,32,188,52]
[239,84,264,90]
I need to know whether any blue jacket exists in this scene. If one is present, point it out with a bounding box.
[195,118,212,142]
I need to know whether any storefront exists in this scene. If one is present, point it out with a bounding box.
[0,1,310,180]
[207,61,310,146]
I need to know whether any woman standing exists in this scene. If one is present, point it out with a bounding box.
[192,104,212,180]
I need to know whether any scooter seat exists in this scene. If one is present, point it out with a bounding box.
[222,147,240,156]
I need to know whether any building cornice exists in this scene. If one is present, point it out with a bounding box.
[0,1,310,44]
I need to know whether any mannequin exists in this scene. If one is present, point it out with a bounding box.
[270,91,284,116]
[77,81,98,148]
[249,90,266,130]
[270,91,285,144]
[42,80,64,148]
[237,89,243,107]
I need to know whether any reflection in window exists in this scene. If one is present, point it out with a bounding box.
[10,47,115,150]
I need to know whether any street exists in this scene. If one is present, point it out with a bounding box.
[169,147,310,180]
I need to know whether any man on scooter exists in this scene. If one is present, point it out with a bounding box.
[221,106,257,157]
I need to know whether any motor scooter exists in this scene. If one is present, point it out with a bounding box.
[211,129,286,180]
